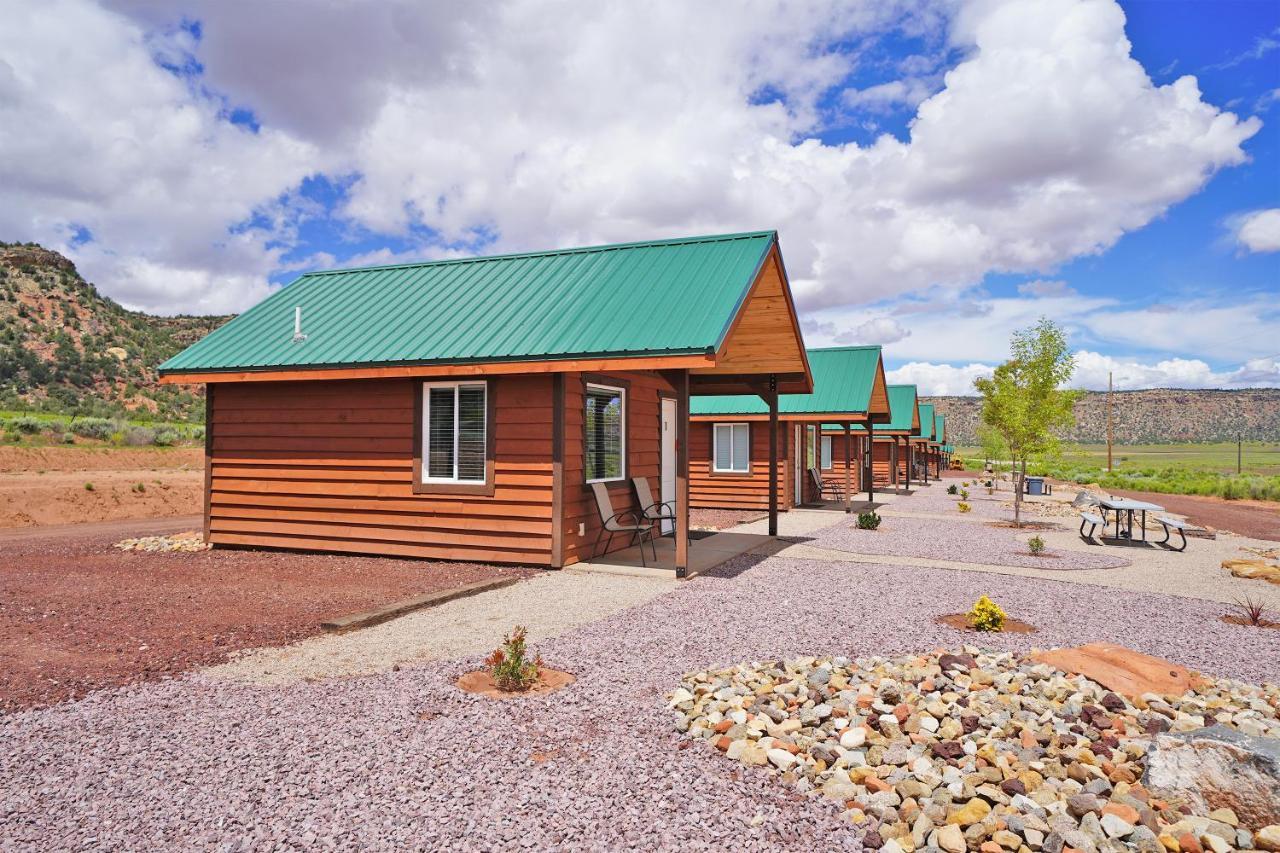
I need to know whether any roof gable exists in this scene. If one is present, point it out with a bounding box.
[915,403,936,440]
[160,232,778,375]
[689,346,883,417]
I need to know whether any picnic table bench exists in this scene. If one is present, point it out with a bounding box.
[1078,496,1190,551]
[1155,516,1188,552]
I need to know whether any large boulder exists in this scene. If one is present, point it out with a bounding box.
[1033,643,1207,700]
[1222,558,1280,585]
[1143,725,1280,829]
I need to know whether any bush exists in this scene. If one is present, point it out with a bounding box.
[7,415,43,434]
[856,511,881,530]
[967,595,1007,632]
[61,432,75,444]
[946,484,958,495]
[71,417,116,440]
[960,488,970,500]
[132,482,146,493]
[153,429,178,447]
[123,426,155,446]
[1028,535,1045,555]
[484,626,543,692]
[83,482,94,491]
[957,502,971,513]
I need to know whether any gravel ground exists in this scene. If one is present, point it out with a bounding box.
[3,554,1277,851]
[208,571,676,685]
[0,529,533,712]
[812,514,1131,571]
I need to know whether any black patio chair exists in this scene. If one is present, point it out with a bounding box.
[590,481,656,566]
[809,467,844,502]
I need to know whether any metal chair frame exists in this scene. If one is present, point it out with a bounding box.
[808,466,844,502]
[590,481,656,566]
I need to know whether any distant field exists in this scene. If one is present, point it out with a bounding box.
[957,442,1280,477]
[955,441,1280,501]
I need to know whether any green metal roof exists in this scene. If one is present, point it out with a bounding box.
[689,346,882,416]
[160,231,778,374]
[935,414,947,444]
[915,403,936,441]
[827,383,918,433]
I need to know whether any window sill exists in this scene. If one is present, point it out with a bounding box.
[709,469,754,478]
[413,480,496,496]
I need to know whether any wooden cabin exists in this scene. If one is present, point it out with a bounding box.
[686,346,890,511]
[823,384,920,489]
[910,402,936,483]
[159,231,813,576]
[932,414,948,477]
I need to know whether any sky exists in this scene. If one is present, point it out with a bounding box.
[0,0,1277,395]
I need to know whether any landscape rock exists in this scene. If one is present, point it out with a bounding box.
[1144,725,1280,828]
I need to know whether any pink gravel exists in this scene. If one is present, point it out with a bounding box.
[812,514,1131,571]
[2,555,1276,850]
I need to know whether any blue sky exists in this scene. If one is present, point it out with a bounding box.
[2,0,1277,393]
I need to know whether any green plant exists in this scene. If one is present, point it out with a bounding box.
[123,426,155,446]
[61,431,74,443]
[153,429,178,446]
[1028,535,1045,555]
[946,484,958,495]
[83,482,94,491]
[132,482,146,493]
[959,488,970,501]
[967,595,1007,632]
[7,415,43,434]
[484,625,543,691]
[957,502,971,513]
[856,511,881,530]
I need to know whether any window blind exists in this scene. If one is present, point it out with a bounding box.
[424,382,486,482]
[713,423,749,472]
[585,385,624,481]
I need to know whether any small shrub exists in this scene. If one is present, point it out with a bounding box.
[61,432,75,444]
[484,626,543,692]
[71,417,115,440]
[856,511,881,530]
[123,426,155,446]
[946,484,958,495]
[153,429,178,447]
[1229,597,1272,627]
[83,482,94,491]
[957,502,971,513]
[8,416,43,434]
[960,488,970,500]
[1028,535,1045,555]
[968,595,1007,632]
[132,482,146,493]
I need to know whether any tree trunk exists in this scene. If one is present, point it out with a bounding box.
[1013,457,1024,525]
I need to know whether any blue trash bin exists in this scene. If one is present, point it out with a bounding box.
[1026,476,1044,496]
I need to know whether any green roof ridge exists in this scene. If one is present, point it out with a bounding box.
[299,230,778,279]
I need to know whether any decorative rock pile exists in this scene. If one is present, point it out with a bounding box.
[670,649,1280,852]
[113,531,211,552]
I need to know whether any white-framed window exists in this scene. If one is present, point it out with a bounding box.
[821,435,833,470]
[585,383,626,483]
[421,380,488,483]
[713,422,750,473]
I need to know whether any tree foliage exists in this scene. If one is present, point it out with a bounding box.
[973,318,1082,523]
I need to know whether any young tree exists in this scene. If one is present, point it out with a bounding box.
[973,318,1081,525]
[976,424,1008,489]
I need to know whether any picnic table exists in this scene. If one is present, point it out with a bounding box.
[1096,497,1164,543]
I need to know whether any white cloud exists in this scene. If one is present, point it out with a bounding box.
[1016,278,1075,297]
[1233,208,1280,254]
[841,78,938,112]
[834,317,913,345]
[892,351,1280,396]
[888,361,995,395]
[5,0,1242,317]
[0,0,320,313]
[1071,350,1280,390]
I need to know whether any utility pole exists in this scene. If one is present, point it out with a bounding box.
[1238,434,1242,475]
[1106,371,1113,472]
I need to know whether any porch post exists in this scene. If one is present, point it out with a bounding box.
[767,374,778,537]
[843,423,852,513]
[891,440,898,488]
[905,439,912,489]
[675,369,689,578]
[866,435,874,504]
[922,443,929,485]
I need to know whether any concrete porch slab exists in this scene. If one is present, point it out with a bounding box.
[569,530,780,579]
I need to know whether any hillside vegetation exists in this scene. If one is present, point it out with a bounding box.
[928,388,1280,445]
[0,242,230,421]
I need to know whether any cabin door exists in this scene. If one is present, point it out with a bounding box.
[660,397,677,535]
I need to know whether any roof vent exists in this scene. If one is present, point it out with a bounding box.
[292,306,308,343]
